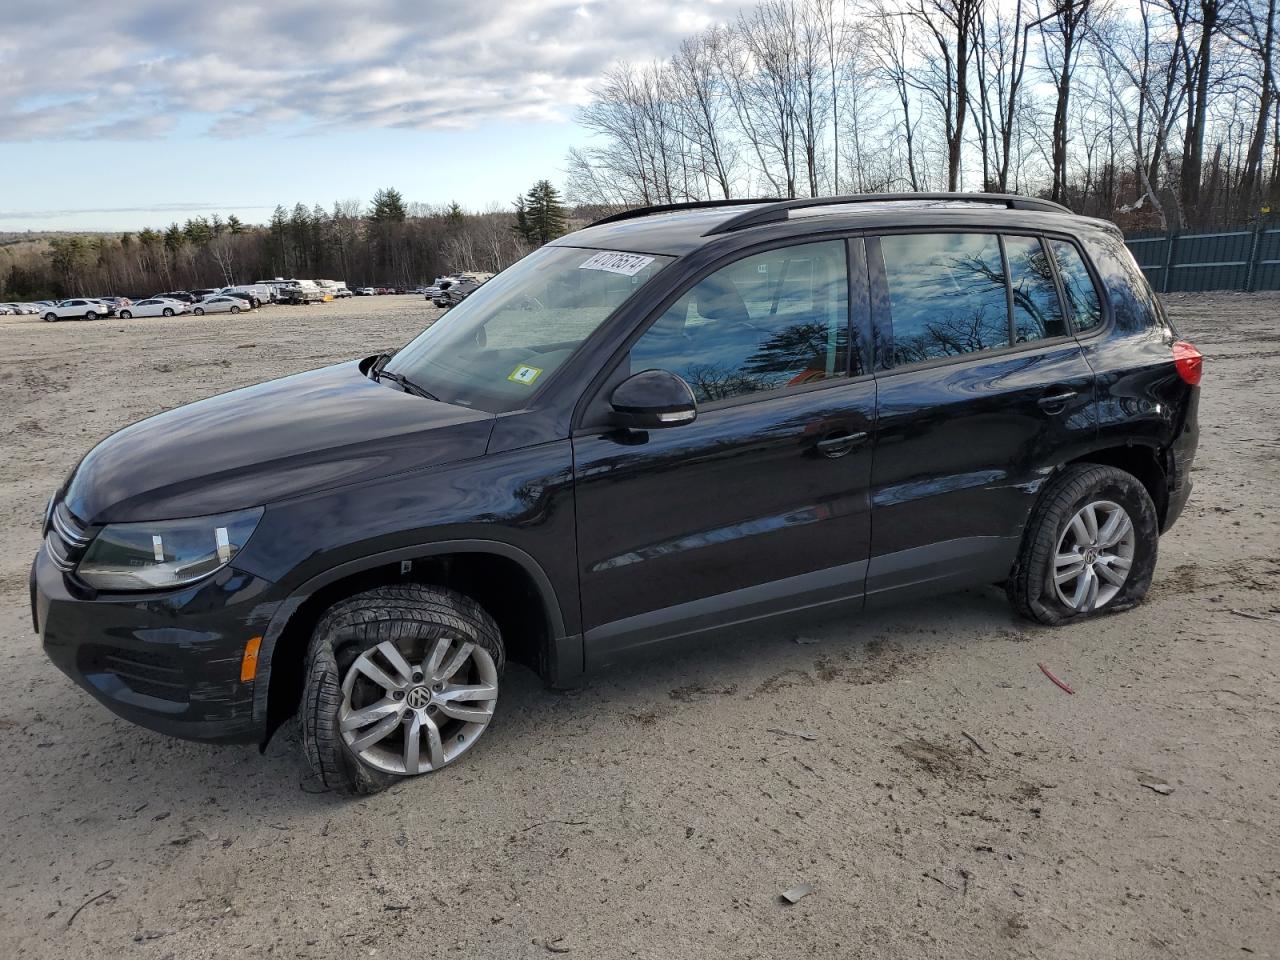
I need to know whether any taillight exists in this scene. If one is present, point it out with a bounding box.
[1173,340,1202,386]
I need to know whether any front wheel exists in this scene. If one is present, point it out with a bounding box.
[301,584,505,795]
[119,310,132,319]
[44,312,57,322]
[1008,464,1158,625]
[193,307,205,316]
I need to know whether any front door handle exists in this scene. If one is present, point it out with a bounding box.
[1037,390,1078,413]
[814,431,868,459]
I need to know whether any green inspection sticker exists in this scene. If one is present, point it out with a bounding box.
[508,364,543,386]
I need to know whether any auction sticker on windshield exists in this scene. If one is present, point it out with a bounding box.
[578,251,655,277]
[508,364,543,386]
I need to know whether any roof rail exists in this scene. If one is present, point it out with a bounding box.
[587,198,779,228]
[704,192,1072,235]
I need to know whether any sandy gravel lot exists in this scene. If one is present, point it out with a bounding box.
[0,293,1277,959]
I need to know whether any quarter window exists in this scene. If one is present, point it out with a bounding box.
[630,240,850,404]
[1049,239,1103,332]
[880,233,1009,365]
[1005,235,1067,342]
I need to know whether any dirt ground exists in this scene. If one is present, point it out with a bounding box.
[0,292,1277,960]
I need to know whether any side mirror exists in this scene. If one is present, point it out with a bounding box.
[609,369,697,429]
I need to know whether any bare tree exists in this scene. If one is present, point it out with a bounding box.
[905,0,982,191]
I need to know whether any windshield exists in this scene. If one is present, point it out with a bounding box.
[384,245,672,412]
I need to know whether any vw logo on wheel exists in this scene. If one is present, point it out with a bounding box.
[405,686,432,709]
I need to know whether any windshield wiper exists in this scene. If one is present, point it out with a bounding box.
[375,368,439,401]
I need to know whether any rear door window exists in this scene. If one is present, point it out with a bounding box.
[1049,239,1103,332]
[1005,235,1067,342]
[879,233,1009,364]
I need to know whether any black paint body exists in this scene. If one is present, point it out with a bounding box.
[32,203,1199,744]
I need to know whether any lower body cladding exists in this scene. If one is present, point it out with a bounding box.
[32,546,279,744]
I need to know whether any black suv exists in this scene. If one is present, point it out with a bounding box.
[32,194,1201,793]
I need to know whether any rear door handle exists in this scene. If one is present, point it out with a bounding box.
[815,431,868,459]
[1037,390,1077,413]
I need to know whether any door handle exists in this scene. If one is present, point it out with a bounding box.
[1037,390,1077,413]
[814,431,867,459]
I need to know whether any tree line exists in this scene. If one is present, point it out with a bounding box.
[1,187,555,301]
[567,0,1278,231]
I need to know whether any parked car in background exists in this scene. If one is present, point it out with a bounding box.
[42,299,115,321]
[356,287,376,296]
[3,302,40,315]
[190,289,217,300]
[219,291,258,309]
[156,291,198,304]
[96,297,132,310]
[335,286,353,298]
[277,282,327,305]
[432,277,482,308]
[218,284,276,307]
[192,295,250,316]
[423,278,453,299]
[314,280,348,301]
[0,305,12,315]
[118,298,190,319]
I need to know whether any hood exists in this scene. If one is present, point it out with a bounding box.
[65,359,494,524]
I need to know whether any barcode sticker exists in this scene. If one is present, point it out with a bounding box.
[578,251,655,277]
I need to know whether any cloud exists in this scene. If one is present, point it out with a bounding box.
[0,0,748,142]
[0,203,274,220]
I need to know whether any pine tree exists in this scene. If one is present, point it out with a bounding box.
[512,196,531,244]
[163,223,186,253]
[368,187,407,223]
[514,180,568,246]
[227,214,245,235]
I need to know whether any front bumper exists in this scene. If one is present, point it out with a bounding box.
[32,544,281,744]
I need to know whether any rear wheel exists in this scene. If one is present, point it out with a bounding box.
[300,584,505,795]
[1008,464,1158,625]
[193,307,205,316]
[83,311,97,321]
[231,305,241,313]
[162,307,174,317]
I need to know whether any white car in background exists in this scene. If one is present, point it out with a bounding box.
[42,299,113,322]
[3,302,38,315]
[118,298,190,319]
[192,295,250,316]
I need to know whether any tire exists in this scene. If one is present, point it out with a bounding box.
[231,305,240,313]
[84,311,97,321]
[300,584,505,795]
[1008,464,1158,626]
[119,310,132,319]
[193,307,205,316]
[44,312,57,322]
[162,307,174,317]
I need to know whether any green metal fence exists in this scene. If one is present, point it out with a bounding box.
[1125,224,1280,293]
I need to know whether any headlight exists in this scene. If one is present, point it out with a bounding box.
[76,507,263,591]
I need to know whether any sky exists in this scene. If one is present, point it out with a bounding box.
[0,0,744,232]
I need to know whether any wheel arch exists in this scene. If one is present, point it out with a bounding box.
[1065,442,1168,527]
[253,540,580,744]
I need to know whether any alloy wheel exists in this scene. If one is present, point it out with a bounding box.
[339,637,498,775]
[1052,499,1136,612]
